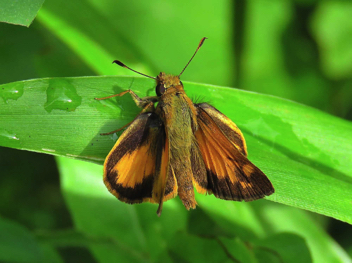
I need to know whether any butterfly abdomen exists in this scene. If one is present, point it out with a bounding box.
[158,88,198,209]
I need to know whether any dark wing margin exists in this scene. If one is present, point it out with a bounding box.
[196,103,247,156]
[194,105,274,201]
[103,112,168,204]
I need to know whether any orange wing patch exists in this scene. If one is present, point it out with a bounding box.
[196,103,247,156]
[113,145,155,188]
[194,106,274,201]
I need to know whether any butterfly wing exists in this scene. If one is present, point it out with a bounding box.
[103,112,177,208]
[190,138,208,195]
[154,134,178,215]
[196,103,247,156]
[193,104,274,201]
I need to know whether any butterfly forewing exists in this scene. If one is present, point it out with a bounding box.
[196,103,247,156]
[193,105,274,201]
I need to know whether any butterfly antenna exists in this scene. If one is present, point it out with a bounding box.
[112,60,156,80]
[178,37,207,77]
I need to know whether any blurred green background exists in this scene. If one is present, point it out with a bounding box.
[1,0,352,262]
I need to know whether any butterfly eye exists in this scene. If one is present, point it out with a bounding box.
[156,83,166,96]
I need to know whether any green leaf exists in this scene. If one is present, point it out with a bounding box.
[0,217,65,263]
[0,0,45,27]
[168,232,254,263]
[253,201,352,263]
[38,245,63,263]
[312,2,352,79]
[0,76,352,226]
[253,233,312,263]
[0,217,42,262]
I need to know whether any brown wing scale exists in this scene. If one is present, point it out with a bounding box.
[196,103,247,156]
[193,104,274,201]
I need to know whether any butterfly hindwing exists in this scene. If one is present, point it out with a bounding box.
[104,112,176,205]
[153,134,178,215]
[190,138,208,195]
[193,104,274,201]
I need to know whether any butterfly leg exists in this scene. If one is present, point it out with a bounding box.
[100,122,133,135]
[95,90,159,109]
[99,101,155,136]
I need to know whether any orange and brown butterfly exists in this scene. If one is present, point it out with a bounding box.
[95,37,274,216]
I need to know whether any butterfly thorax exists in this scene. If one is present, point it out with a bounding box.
[155,73,198,132]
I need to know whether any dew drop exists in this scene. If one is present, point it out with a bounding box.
[0,82,24,103]
[44,79,82,113]
[0,129,20,147]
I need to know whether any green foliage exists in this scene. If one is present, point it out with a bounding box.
[0,217,62,262]
[1,76,352,227]
[0,0,45,27]
[0,217,42,262]
[1,0,352,262]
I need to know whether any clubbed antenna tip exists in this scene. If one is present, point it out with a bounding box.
[178,37,207,77]
[112,60,126,67]
[112,60,156,79]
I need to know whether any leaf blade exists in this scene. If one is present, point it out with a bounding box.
[0,0,45,27]
[1,76,352,224]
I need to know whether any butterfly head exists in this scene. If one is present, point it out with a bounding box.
[155,73,182,96]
